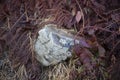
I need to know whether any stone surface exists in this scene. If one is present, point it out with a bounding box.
[34,24,80,66]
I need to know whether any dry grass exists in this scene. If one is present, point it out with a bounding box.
[15,65,28,80]
[0,53,15,80]
[0,54,108,80]
[48,57,84,80]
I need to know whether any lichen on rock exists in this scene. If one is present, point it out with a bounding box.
[34,24,80,66]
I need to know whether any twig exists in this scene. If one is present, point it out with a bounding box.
[75,0,85,34]
[109,40,120,59]
[10,12,25,30]
[7,17,10,29]
[106,8,120,14]
[97,27,120,34]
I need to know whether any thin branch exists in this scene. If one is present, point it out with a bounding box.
[75,0,85,34]
[11,12,25,30]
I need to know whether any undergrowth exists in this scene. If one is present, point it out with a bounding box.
[0,0,120,80]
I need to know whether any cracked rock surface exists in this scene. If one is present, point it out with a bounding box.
[34,24,80,66]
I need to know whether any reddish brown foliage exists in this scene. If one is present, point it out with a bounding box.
[73,44,94,71]
[0,0,120,80]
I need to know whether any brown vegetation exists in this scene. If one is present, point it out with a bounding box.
[0,0,120,80]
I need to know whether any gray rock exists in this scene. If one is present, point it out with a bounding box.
[34,24,81,66]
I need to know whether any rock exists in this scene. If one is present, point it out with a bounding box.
[34,24,80,66]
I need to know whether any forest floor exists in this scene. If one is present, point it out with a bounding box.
[0,0,120,80]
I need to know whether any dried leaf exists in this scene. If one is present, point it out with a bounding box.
[111,13,120,22]
[73,45,93,70]
[79,37,90,48]
[75,11,82,23]
[98,44,105,58]
[90,0,105,11]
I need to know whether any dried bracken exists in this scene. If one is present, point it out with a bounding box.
[0,0,120,80]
